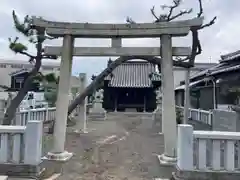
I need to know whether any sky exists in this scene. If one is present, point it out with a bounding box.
[0,0,239,79]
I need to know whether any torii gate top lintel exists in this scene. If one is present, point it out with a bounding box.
[32,17,203,38]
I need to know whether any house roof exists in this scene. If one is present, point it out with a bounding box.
[189,62,240,81]
[105,61,160,88]
[9,68,30,76]
[176,50,240,90]
[189,63,224,80]
[175,79,205,91]
[220,50,240,62]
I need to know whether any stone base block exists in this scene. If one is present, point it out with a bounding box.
[0,163,44,178]
[172,165,240,180]
[88,112,106,121]
[43,151,73,162]
[40,151,73,178]
[158,154,177,166]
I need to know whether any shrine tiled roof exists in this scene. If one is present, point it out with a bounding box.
[105,61,160,88]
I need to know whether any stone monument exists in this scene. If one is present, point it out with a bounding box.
[88,89,106,121]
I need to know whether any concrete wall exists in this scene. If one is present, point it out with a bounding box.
[173,67,202,88]
[212,109,240,132]
[188,119,212,130]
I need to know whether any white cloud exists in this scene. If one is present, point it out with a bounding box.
[0,0,239,77]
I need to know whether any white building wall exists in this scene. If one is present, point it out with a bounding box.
[0,59,60,88]
[173,68,203,88]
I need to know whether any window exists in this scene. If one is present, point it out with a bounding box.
[11,64,23,68]
[0,64,6,68]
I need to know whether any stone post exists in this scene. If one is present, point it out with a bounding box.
[0,99,5,125]
[183,68,190,124]
[158,35,177,165]
[177,124,193,170]
[24,120,43,165]
[47,35,74,161]
[74,73,87,133]
[152,89,162,133]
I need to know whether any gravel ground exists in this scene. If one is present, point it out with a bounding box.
[44,112,174,180]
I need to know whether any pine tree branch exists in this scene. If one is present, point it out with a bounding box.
[18,51,36,58]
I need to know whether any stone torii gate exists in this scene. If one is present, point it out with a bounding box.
[32,17,203,165]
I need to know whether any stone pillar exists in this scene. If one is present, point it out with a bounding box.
[158,35,177,165]
[0,99,5,125]
[152,89,162,133]
[183,68,190,124]
[88,89,106,121]
[74,73,87,133]
[47,35,74,160]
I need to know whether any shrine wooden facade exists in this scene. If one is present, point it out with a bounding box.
[103,61,161,112]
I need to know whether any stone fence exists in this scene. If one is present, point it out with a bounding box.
[0,121,43,177]
[14,107,56,126]
[176,106,212,125]
[174,124,240,180]
[176,106,240,132]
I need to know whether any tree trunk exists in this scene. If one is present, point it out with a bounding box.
[2,59,41,125]
[67,56,163,115]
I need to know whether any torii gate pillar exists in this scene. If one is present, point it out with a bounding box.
[46,35,74,161]
[158,35,177,165]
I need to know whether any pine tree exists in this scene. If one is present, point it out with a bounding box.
[2,11,57,125]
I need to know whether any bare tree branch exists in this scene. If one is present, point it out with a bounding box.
[166,0,179,20]
[200,16,217,29]
[126,17,136,25]
[168,0,216,65]
[168,9,192,21]
[127,0,216,67]
[150,6,160,21]
[197,0,203,18]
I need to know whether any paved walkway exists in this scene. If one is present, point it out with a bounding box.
[45,113,175,180]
